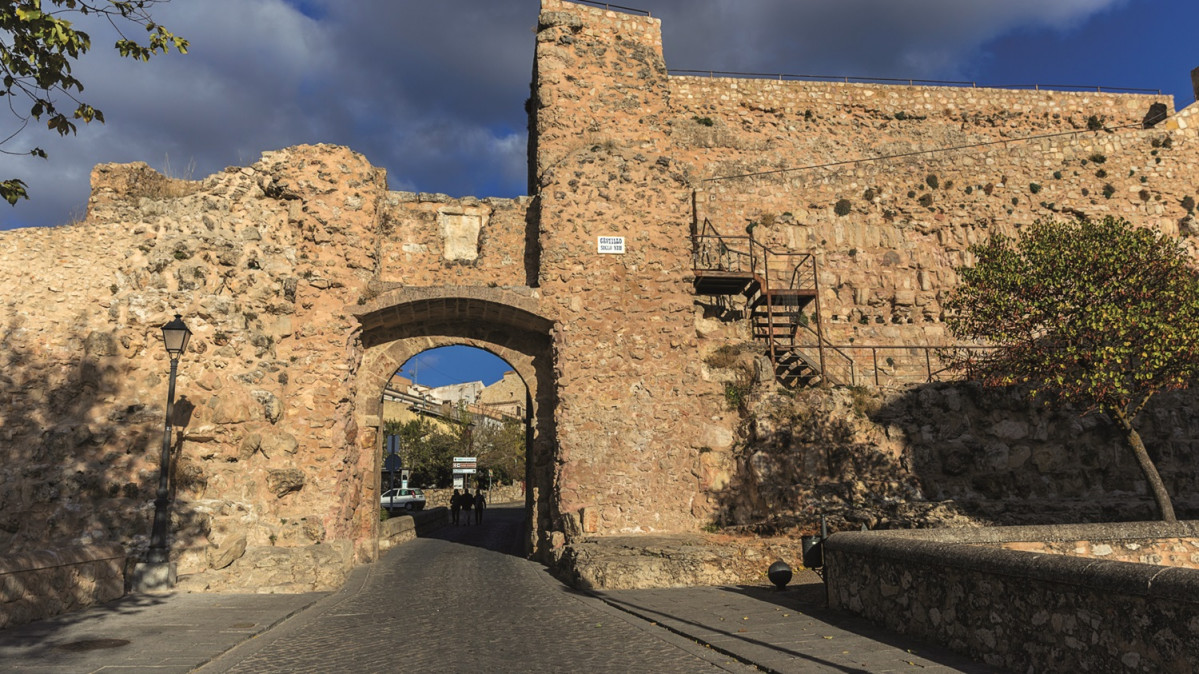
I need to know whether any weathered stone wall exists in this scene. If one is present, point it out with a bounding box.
[0,145,389,590]
[377,192,533,289]
[701,377,1199,533]
[825,522,1199,672]
[532,0,736,541]
[676,75,1199,348]
[0,545,124,629]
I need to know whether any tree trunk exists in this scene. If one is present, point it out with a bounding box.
[1113,410,1177,522]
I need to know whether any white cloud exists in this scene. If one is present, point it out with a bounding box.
[655,0,1128,79]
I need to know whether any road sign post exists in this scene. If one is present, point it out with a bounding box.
[453,456,477,490]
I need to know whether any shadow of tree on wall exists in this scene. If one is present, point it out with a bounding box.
[869,381,1199,525]
[706,381,1199,536]
[708,387,974,536]
[0,306,207,622]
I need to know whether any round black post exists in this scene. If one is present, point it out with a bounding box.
[148,354,179,564]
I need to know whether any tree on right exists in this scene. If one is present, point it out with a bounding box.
[946,216,1199,522]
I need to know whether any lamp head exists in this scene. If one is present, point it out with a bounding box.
[161,313,191,359]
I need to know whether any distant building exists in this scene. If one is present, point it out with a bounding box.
[478,371,525,419]
[381,370,524,430]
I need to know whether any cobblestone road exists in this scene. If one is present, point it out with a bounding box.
[201,504,753,673]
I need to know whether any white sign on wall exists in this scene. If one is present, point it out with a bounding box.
[597,236,626,254]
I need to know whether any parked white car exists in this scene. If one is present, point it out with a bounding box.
[381,487,426,512]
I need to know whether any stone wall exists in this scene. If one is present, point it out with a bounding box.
[0,145,390,589]
[379,507,447,551]
[825,522,1199,672]
[423,483,525,508]
[682,78,1198,350]
[0,545,124,629]
[702,378,1199,533]
[377,192,533,289]
[532,0,736,542]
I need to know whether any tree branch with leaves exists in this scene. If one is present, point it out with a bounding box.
[946,216,1199,522]
[0,0,187,204]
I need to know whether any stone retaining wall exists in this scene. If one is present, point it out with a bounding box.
[379,507,449,550]
[422,484,526,508]
[825,522,1199,672]
[0,544,125,629]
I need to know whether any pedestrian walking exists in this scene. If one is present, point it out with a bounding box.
[474,489,485,524]
[461,487,473,525]
[450,489,461,525]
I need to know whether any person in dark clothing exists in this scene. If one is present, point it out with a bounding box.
[450,489,461,525]
[460,487,473,525]
[474,489,485,524]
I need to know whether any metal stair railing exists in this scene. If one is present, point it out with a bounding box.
[789,324,856,386]
[694,219,830,384]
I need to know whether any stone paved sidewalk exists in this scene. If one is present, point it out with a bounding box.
[597,574,1002,673]
[0,592,324,673]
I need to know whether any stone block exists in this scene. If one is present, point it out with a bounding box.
[131,562,177,593]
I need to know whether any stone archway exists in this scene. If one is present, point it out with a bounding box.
[351,286,557,559]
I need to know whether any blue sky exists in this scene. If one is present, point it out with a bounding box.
[398,346,513,389]
[0,1,1196,230]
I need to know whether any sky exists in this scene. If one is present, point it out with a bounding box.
[2,0,1197,383]
[398,346,513,389]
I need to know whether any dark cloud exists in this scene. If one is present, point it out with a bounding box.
[0,0,1137,228]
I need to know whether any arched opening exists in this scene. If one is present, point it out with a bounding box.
[380,345,529,504]
[352,287,556,560]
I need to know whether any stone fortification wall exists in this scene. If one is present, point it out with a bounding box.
[532,0,736,541]
[671,75,1198,350]
[0,145,390,590]
[377,192,532,289]
[825,522,1199,672]
[3,0,1199,607]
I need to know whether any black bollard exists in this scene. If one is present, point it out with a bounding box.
[767,560,792,590]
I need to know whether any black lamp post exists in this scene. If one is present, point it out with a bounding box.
[147,313,191,565]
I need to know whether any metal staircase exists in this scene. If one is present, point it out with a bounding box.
[692,220,851,387]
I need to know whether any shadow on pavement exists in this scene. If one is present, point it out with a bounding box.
[597,589,873,674]
[0,592,171,656]
[600,580,1002,674]
[423,502,528,558]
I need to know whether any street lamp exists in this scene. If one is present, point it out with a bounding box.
[147,314,191,567]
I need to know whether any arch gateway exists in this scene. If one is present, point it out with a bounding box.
[2,0,1198,595]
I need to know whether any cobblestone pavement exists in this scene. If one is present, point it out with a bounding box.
[200,504,754,673]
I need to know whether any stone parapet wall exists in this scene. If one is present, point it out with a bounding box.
[0,544,124,629]
[1002,537,1199,569]
[379,507,448,550]
[423,484,525,508]
[825,522,1199,672]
